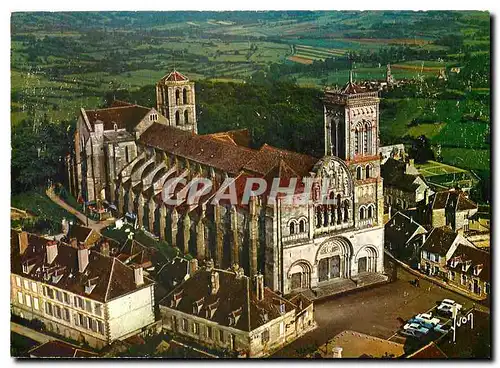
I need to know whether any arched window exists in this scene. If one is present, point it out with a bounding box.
[363,123,369,154]
[113,123,118,131]
[343,200,349,222]
[360,207,366,220]
[316,207,322,228]
[355,127,362,155]
[289,222,295,235]
[323,206,329,227]
[336,194,342,225]
[368,205,374,218]
[183,88,188,104]
[175,111,180,126]
[328,192,335,225]
[365,165,371,179]
[356,166,362,180]
[299,219,305,233]
[366,123,373,155]
[184,110,189,124]
[175,89,180,104]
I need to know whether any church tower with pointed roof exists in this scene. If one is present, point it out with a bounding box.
[322,70,385,241]
[323,70,380,161]
[156,70,197,134]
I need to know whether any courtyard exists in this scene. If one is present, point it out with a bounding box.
[272,259,488,358]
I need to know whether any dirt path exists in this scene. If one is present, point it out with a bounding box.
[45,186,114,233]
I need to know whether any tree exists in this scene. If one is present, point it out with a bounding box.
[11,116,74,193]
[409,135,435,163]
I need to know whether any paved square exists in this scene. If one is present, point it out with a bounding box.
[272,260,486,357]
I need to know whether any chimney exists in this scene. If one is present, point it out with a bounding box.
[209,270,220,295]
[46,241,58,264]
[100,241,110,257]
[61,218,69,236]
[70,238,78,248]
[424,188,429,205]
[254,273,264,301]
[331,346,343,358]
[388,205,392,219]
[18,231,28,255]
[188,258,198,276]
[134,265,144,287]
[78,246,89,273]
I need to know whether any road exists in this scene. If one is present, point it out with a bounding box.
[11,322,58,344]
[45,186,114,233]
[272,260,488,358]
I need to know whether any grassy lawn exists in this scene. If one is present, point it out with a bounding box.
[414,160,467,177]
[11,187,77,234]
[440,147,490,171]
[407,122,446,139]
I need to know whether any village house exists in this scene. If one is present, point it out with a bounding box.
[381,157,433,213]
[419,226,475,278]
[11,230,156,349]
[384,212,427,265]
[417,189,478,233]
[159,261,314,357]
[447,244,490,298]
[310,330,405,358]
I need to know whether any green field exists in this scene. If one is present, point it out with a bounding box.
[10,11,491,205]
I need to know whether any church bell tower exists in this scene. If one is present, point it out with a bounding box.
[323,71,380,162]
[156,70,197,134]
[323,71,384,228]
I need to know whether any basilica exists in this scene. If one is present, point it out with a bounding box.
[67,70,386,295]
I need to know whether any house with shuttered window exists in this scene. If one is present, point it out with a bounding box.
[10,230,156,349]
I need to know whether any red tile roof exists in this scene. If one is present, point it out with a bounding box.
[448,244,490,282]
[11,231,153,303]
[159,70,189,83]
[84,105,150,132]
[159,267,297,332]
[28,340,98,358]
[139,123,318,178]
[342,81,369,94]
[431,190,477,211]
[204,129,251,147]
[408,342,448,359]
[421,226,458,256]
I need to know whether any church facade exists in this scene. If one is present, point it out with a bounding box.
[67,70,385,295]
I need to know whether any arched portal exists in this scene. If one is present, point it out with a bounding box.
[287,260,313,291]
[315,237,353,282]
[355,245,379,274]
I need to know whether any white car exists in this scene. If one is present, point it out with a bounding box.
[415,313,440,326]
[401,323,429,338]
[437,299,463,316]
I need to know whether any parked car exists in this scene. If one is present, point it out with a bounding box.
[415,313,440,327]
[437,299,463,316]
[434,323,451,334]
[407,317,435,330]
[401,323,429,339]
